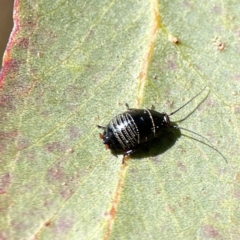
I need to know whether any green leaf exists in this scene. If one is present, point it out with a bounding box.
[1,0,240,239]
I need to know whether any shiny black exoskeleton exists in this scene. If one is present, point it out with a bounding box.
[97,87,228,164]
[98,104,173,163]
[105,108,169,147]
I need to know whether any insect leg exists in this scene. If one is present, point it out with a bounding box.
[122,149,135,164]
[122,154,130,164]
[97,125,106,129]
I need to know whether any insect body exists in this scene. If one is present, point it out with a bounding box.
[98,105,170,158]
[98,88,227,163]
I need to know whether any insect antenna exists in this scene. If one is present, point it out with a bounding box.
[167,87,227,163]
[169,86,207,116]
[171,125,228,163]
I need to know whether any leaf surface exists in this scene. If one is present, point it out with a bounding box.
[0,0,240,239]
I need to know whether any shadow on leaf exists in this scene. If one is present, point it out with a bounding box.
[110,123,181,161]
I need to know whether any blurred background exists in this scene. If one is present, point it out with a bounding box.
[0,0,14,69]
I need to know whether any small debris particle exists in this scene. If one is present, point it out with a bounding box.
[168,34,179,44]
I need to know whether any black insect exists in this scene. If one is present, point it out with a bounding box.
[98,88,227,164]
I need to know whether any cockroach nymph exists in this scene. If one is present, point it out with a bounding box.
[98,87,227,164]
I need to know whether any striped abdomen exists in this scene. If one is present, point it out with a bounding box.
[109,112,140,149]
[103,109,169,151]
